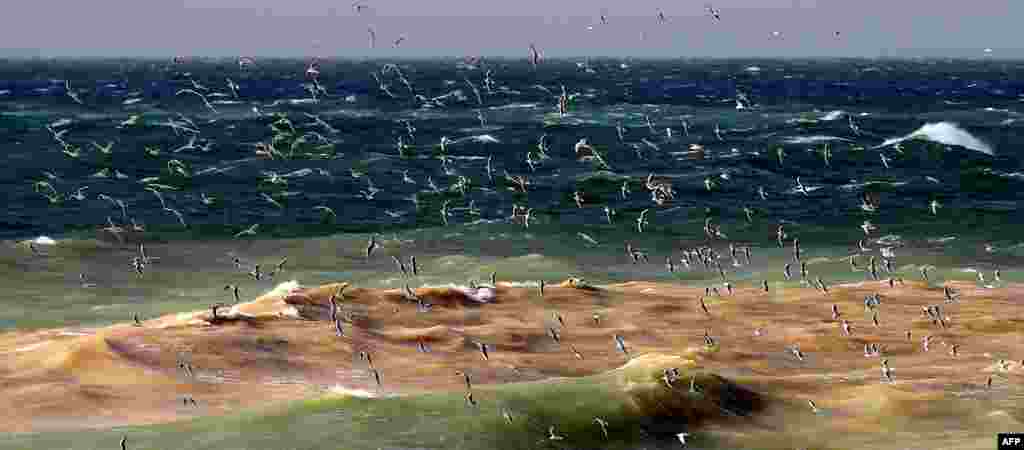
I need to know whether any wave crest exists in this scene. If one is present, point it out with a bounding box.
[876,122,993,155]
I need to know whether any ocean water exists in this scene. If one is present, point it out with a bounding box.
[2,57,1024,449]
[4,58,1023,327]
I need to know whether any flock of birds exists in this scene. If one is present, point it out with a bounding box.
[14,5,1014,450]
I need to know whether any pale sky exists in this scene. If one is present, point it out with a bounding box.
[1,0,1021,58]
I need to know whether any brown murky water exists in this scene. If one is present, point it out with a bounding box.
[1,277,1021,449]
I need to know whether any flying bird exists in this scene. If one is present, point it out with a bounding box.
[529,43,542,68]
[706,4,722,21]
[175,89,218,114]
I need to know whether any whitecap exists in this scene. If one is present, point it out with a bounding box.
[875,122,994,155]
[488,103,538,110]
[469,134,501,144]
[820,110,845,121]
[783,135,853,144]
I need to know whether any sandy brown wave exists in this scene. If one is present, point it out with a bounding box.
[1,278,1022,445]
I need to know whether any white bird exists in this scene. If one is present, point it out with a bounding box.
[226,78,240,98]
[705,3,722,21]
[547,426,564,441]
[65,80,83,104]
[173,135,200,153]
[305,61,320,78]
[175,89,218,114]
[119,114,142,128]
[808,399,820,414]
[163,207,187,228]
[261,193,284,209]
[677,432,690,446]
[861,220,877,235]
[234,224,259,238]
[91,141,114,154]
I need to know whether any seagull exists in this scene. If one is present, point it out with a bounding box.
[91,141,114,155]
[677,432,690,446]
[570,345,584,360]
[795,177,810,196]
[614,334,629,356]
[234,224,259,238]
[249,264,263,281]
[226,78,240,98]
[548,426,565,441]
[392,256,409,277]
[881,359,894,382]
[636,209,649,233]
[175,89,218,114]
[269,257,288,277]
[173,135,200,153]
[224,284,241,304]
[547,327,560,343]
[366,234,379,258]
[138,243,159,265]
[593,417,610,440]
[705,3,722,21]
[861,220,877,235]
[528,44,542,68]
[163,207,187,228]
[65,80,84,104]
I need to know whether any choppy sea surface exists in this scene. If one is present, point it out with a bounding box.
[2,57,1024,449]
[4,58,1024,321]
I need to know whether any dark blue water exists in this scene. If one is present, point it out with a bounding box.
[2,58,1023,246]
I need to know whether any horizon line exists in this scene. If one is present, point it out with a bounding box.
[3,55,1024,62]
